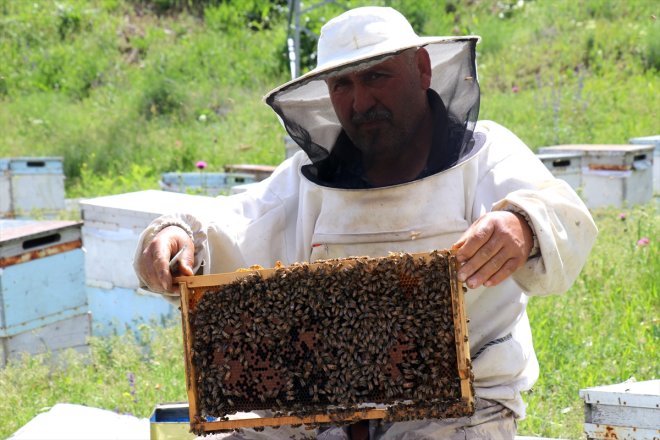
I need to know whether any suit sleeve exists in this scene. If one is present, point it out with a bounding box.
[474,121,598,296]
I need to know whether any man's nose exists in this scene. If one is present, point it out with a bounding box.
[352,84,376,114]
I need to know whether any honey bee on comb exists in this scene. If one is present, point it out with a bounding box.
[179,250,473,435]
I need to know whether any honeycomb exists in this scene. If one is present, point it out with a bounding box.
[186,251,472,432]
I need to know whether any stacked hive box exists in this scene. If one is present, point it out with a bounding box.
[0,220,89,365]
[629,135,660,194]
[579,380,659,439]
[80,190,214,335]
[539,144,654,209]
[0,157,66,218]
[536,152,583,190]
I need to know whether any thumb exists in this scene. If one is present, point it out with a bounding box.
[178,260,195,276]
[176,244,196,277]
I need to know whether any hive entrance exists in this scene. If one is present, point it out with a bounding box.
[178,251,472,435]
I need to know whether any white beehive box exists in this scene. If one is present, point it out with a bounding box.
[80,190,214,289]
[0,157,66,218]
[579,380,659,439]
[79,190,217,335]
[536,152,583,190]
[0,220,90,365]
[629,135,660,194]
[539,144,654,209]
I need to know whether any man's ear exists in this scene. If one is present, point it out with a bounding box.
[415,48,432,90]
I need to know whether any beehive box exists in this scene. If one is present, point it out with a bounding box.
[539,144,654,208]
[629,135,660,193]
[86,284,174,337]
[80,190,214,289]
[224,164,277,182]
[176,250,473,435]
[579,379,660,439]
[0,157,66,218]
[536,152,583,190]
[80,190,213,335]
[0,220,89,365]
[159,172,256,196]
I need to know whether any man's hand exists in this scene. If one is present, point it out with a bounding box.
[137,226,195,293]
[452,211,534,289]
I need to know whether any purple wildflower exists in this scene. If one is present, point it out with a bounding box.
[636,237,650,247]
[196,160,207,170]
[618,212,626,221]
[127,372,137,403]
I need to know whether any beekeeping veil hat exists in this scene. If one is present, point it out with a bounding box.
[264,6,480,171]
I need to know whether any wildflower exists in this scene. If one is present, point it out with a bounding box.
[511,85,519,93]
[618,212,626,221]
[127,372,137,403]
[196,160,207,170]
[637,237,650,247]
[198,114,207,122]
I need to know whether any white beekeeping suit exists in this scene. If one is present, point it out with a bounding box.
[135,6,597,439]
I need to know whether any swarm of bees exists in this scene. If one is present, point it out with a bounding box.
[188,251,472,430]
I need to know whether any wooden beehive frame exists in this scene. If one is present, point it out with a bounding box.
[176,250,472,435]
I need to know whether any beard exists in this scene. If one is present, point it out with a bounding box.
[347,107,416,160]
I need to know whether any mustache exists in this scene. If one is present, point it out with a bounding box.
[352,108,392,125]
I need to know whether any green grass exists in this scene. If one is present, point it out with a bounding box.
[0,205,657,439]
[0,1,658,438]
[0,0,657,196]
[0,321,187,438]
[520,204,659,438]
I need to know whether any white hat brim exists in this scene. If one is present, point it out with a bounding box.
[264,36,480,102]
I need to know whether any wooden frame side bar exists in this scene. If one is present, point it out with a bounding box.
[448,253,473,408]
[179,283,201,427]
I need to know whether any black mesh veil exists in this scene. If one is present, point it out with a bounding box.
[264,37,480,177]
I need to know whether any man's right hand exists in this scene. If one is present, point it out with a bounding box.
[137,225,195,294]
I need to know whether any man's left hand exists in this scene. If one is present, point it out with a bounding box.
[452,211,534,289]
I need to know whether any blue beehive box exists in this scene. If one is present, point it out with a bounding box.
[159,172,256,196]
[0,157,66,218]
[0,219,90,365]
[86,285,175,336]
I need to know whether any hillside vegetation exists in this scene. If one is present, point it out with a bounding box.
[0,0,657,197]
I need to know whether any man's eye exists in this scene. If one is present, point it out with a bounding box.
[366,72,385,81]
[331,80,349,92]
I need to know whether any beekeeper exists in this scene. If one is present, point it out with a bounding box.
[134,6,597,439]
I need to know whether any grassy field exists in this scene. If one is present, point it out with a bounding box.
[0,204,657,439]
[0,0,657,197]
[0,0,658,438]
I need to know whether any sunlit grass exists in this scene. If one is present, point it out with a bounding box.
[519,204,659,438]
[0,320,187,438]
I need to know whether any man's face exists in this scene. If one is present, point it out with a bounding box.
[326,49,432,159]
